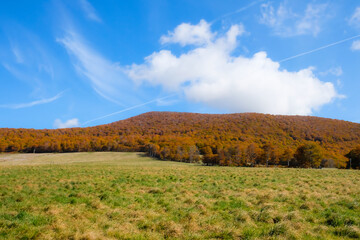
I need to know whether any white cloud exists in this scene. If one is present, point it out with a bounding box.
[1,27,55,98]
[161,20,216,46]
[296,4,328,36]
[260,2,328,37]
[336,79,343,88]
[349,7,360,26]
[57,31,136,105]
[330,67,343,77]
[79,0,102,23]
[54,118,80,129]
[320,67,343,77]
[128,20,340,115]
[0,92,63,109]
[260,2,292,29]
[351,40,360,50]
[11,46,24,63]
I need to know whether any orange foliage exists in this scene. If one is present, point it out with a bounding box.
[1,112,359,167]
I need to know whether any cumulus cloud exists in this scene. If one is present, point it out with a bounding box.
[54,118,80,129]
[259,2,329,37]
[160,20,216,46]
[351,40,360,50]
[127,20,339,115]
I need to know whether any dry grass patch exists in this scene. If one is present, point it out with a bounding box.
[0,152,359,239]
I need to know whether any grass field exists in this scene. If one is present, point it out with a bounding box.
[0,152,359,240]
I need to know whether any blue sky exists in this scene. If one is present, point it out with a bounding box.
[1,0,360,129]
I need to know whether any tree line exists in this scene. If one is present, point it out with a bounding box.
[0,112,359,168]
[146,141,355,168]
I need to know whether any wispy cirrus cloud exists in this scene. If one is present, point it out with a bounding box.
[57,30,136,106]
[0,92,63,109]
[348,7,360,50]
[79,0,102,23]
[351,40,360,50]
[11,45,24,64]
[320,67,343,77]
[259,2,329,37]
[54,118,80,129]
[1,25,56,99]
[55,1,153,108]
[349,7,360,27]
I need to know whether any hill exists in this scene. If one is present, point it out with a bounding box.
[1,112,359,167]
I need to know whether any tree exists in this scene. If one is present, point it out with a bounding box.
[147,144,160,158]
[246,144,258,167]
[175,146,184,161]
[217,146,227,166]
[345,146,360,169]
[188,145,200,163]
[234,145,247,166]
[202,146,215,165]
[321,158,335,168]
[279,148,294,167]
[0,140,6,152]
[260,143,278,167]
[294,143,323,168]
[160,146,171,160]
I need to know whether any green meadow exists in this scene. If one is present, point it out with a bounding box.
[0,152,359,239]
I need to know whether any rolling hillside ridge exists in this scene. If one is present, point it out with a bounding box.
[1,112,359,167]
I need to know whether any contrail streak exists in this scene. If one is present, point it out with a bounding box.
[0,91,64,109]
[279,34,360,63]
[210,0,265,25]
[82,94,177,126]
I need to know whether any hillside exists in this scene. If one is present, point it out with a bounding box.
[1,112,360,167]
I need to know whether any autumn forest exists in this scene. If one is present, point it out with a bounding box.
[1,112,360,168]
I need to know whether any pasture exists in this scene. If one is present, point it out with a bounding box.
[0,152,359,239]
